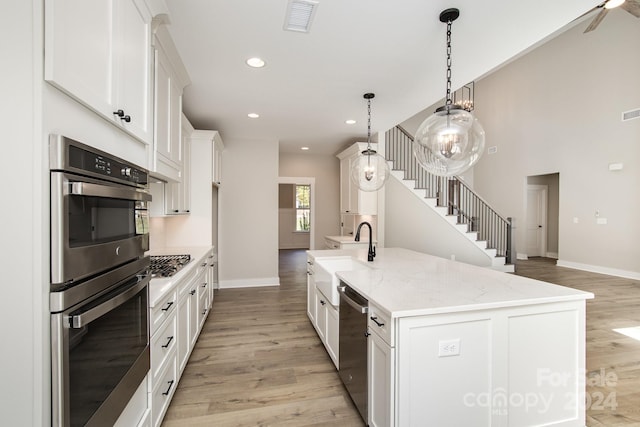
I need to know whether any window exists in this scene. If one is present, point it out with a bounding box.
[296,185,310,231]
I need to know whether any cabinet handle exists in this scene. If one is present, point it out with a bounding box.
[121,115,131,123]
[161,301,174,312]
[173,209,179,213]
[161,380,175,396]
[201,262,207,267]
[370,316,385,327]
[364,331,371,338]
[189,289,196,296]
[320,300,326,306]
[202,282,207,288]
[202,309,207,315]
[113,109,124,117]
[161,336,174,348]
[307,271,313,275]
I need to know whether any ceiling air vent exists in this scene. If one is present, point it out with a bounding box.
[284,0,319,33]
[622,108,640,122]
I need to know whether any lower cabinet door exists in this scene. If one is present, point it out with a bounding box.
[326,303,339,368]
[177,295,190,373]
[151,352,177,427]
[368,330,395,427]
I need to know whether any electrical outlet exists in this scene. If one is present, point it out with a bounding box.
[438,339,461,357]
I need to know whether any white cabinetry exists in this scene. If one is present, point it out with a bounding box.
[149,289,178,427]
[367,304,395,427]
[212,133,224,185]
[306,255,339,368]
[150,24,190,182]
[149,115,194,216]
[150,248,214,426]
[164,115,193,214]
[337,143,378,215]
[44,0,153,144]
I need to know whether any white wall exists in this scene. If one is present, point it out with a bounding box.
[473,9,640,277]
[219,137,280,287]
[384,177,492,267]
[279,152,341,249]
[0,1,47,424]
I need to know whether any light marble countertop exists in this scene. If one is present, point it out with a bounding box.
[308,247,593,318]
[147,246,213,307]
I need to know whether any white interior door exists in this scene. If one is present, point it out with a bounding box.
[525,185,548,257]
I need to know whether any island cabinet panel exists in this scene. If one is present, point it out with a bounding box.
[394,301,586,427]
[368,327,395,427]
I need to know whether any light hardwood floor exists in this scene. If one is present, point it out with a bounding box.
[162,252,640,426]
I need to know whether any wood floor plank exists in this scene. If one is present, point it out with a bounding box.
[162,252,640,426]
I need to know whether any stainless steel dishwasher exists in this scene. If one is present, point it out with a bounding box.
[338,282,369,424]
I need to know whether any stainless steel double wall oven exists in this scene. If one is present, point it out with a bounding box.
[49,135,152,426]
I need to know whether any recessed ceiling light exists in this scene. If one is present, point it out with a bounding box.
[246,57,266,68]
[301,147,310,150]
[345,119,356,125]
[248,113,260,118]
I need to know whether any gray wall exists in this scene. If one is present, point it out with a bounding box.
[219,137,280,287]
[279,151,341,249]
[473,9,640,276]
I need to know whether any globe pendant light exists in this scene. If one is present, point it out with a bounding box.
[412,8,485,177]
[350,93,390,192]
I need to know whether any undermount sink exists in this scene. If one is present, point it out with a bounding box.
[314,257,370,306]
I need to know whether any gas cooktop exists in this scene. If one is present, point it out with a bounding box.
[150,255,192,278]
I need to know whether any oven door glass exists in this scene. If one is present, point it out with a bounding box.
[57,277,149,426]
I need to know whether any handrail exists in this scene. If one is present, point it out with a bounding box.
[385,126,513,262]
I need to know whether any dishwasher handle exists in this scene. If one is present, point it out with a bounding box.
[338,286,368,314]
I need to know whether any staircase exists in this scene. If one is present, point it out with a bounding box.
[385,126,514,272]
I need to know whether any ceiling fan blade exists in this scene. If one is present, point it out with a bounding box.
[584,8,609,32]
[621,0,640,17]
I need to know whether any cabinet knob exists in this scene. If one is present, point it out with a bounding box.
[113,109,124,117]
[122,115,131,123]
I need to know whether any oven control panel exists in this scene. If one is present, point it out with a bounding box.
[50,135,149,187]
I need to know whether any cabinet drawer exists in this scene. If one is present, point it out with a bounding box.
[151,289,177,334]
[151,354,177,427]
[177,267,197,298]
[151,313,177,384]
[368,303,393,346]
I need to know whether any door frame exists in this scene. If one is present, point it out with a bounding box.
[525,184,548,258]
[279,177,316,250]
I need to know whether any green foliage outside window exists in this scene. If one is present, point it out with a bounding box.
[296,185,310,231]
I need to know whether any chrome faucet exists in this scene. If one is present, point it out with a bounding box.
[355,221,376,262]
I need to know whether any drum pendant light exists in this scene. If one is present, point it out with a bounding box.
[412,8,485,177]
[351,93,390,192]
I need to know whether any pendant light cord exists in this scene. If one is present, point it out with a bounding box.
[445,19,453,107]
[367,97,372,149]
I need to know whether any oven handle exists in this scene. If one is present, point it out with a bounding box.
[70,181,152,202]
[69,273,150,328]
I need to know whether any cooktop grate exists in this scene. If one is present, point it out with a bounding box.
[150,254,192,278]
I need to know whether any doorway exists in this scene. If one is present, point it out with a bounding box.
[278,177,316,250]
[525,173,559,259]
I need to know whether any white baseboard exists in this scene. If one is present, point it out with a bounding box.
[219,277,281,289]
[546,252,558,259]
[556,260,640,281]
[517,252,529,260]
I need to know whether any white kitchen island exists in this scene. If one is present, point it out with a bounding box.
[306,247,593,427]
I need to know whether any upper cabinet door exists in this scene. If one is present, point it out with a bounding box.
[114,0,152,143]
[45,0,153,145]
[44,0,115,115]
